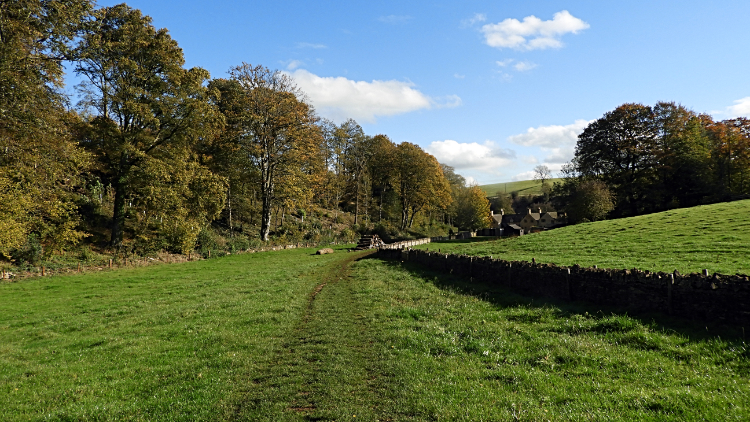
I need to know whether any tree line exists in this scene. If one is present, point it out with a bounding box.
[554,102,750,222]
[1,1,491,263]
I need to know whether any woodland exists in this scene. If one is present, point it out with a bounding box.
[1,1,492,267]
[2,1,750,267]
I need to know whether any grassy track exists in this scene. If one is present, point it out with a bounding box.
[418,199,750,275]
[0,246,356,421]
[2,244,749,420]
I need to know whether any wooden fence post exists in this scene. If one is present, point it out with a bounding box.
[109,259,112,269]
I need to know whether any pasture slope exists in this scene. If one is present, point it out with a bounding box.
[479,178,562,197]
[421,199,750,276]
[1,234,749,420]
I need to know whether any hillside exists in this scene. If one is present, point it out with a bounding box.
[419,199,750,275]
[479,178,562,197]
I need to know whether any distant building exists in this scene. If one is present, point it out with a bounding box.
[490,208,565,235]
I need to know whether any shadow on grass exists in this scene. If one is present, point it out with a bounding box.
[361,254,748,345]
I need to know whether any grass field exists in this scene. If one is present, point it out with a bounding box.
[479,178,562,197]
[2,239,749,420]
[419,199,750,276]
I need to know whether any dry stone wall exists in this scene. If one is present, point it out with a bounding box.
[377,248,750,326]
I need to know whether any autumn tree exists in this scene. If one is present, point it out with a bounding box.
[368,134,397,222]
[393,143,452,230]
[440,164,466,227]
[73,4,224,248]
[0,0,93,257]
[455,185,492,231]
[224,63,322,241]
[567,179,614,223]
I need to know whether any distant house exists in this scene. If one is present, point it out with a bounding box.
[490,208,565,235]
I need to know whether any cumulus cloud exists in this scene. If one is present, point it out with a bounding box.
[481,10,589,50]
[461,13,487,27]
[288,69,458,123]
[508,119,592,164]
[726,97,750,118]
[379,15,412,24]
[426,140,516,175]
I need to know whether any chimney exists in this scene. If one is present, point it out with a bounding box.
[500,209,505,216]
[538,207,542,214]
[491,210,494,216]
[527,208,531,215]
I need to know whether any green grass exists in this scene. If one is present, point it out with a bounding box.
[2,243,749,420]
[480,178,562,197]
[0,246,355,421]
[418,199,750,275]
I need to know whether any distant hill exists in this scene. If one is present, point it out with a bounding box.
[419,199,750,275]
[479,178,562,197]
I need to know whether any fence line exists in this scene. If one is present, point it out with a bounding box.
[376,248,750,326]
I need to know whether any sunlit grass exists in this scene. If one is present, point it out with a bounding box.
[419,199,750,275]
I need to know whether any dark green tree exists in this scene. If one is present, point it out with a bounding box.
[0,0,93,257]
[74,4,224,247]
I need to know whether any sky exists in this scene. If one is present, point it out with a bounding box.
[83,0,750,185]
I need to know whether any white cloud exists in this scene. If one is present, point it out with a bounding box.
[435,95,462,108]
[426,140,516,175]
[297,42,327,49]
[508,119,592,164]
[496,59,514,67]
[462,13,487,27]
[512,171,536,182]
[286,60,304,70]
[288,69,458,123]
[379,15,412,24]
[726,97,750,118]
[454,73,465,79]
[496,59,537,72]
[514,61,537,71]
[464,176,478,186]
[481,10,589,51]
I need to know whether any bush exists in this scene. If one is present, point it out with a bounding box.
[10,234,43,266]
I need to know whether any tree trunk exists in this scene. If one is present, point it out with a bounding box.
[260,196,271,242]
[111,176,127,248]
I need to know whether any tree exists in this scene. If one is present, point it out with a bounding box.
[74,4,224,247]
[0,0,93,257]
[533,165,552,185]
[393,143,452,230]
[455,185,492,231]
[223,63,322,241]
[567,179,614,223]
[575,103,658,216]
[440,164,466,227]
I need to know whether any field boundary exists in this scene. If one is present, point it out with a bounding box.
[377,248,750,326]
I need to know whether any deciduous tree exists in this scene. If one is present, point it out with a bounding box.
[224,63,322,241]
[74,4,223,247]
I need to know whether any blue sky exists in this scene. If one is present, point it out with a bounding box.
[87,0,750,184]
